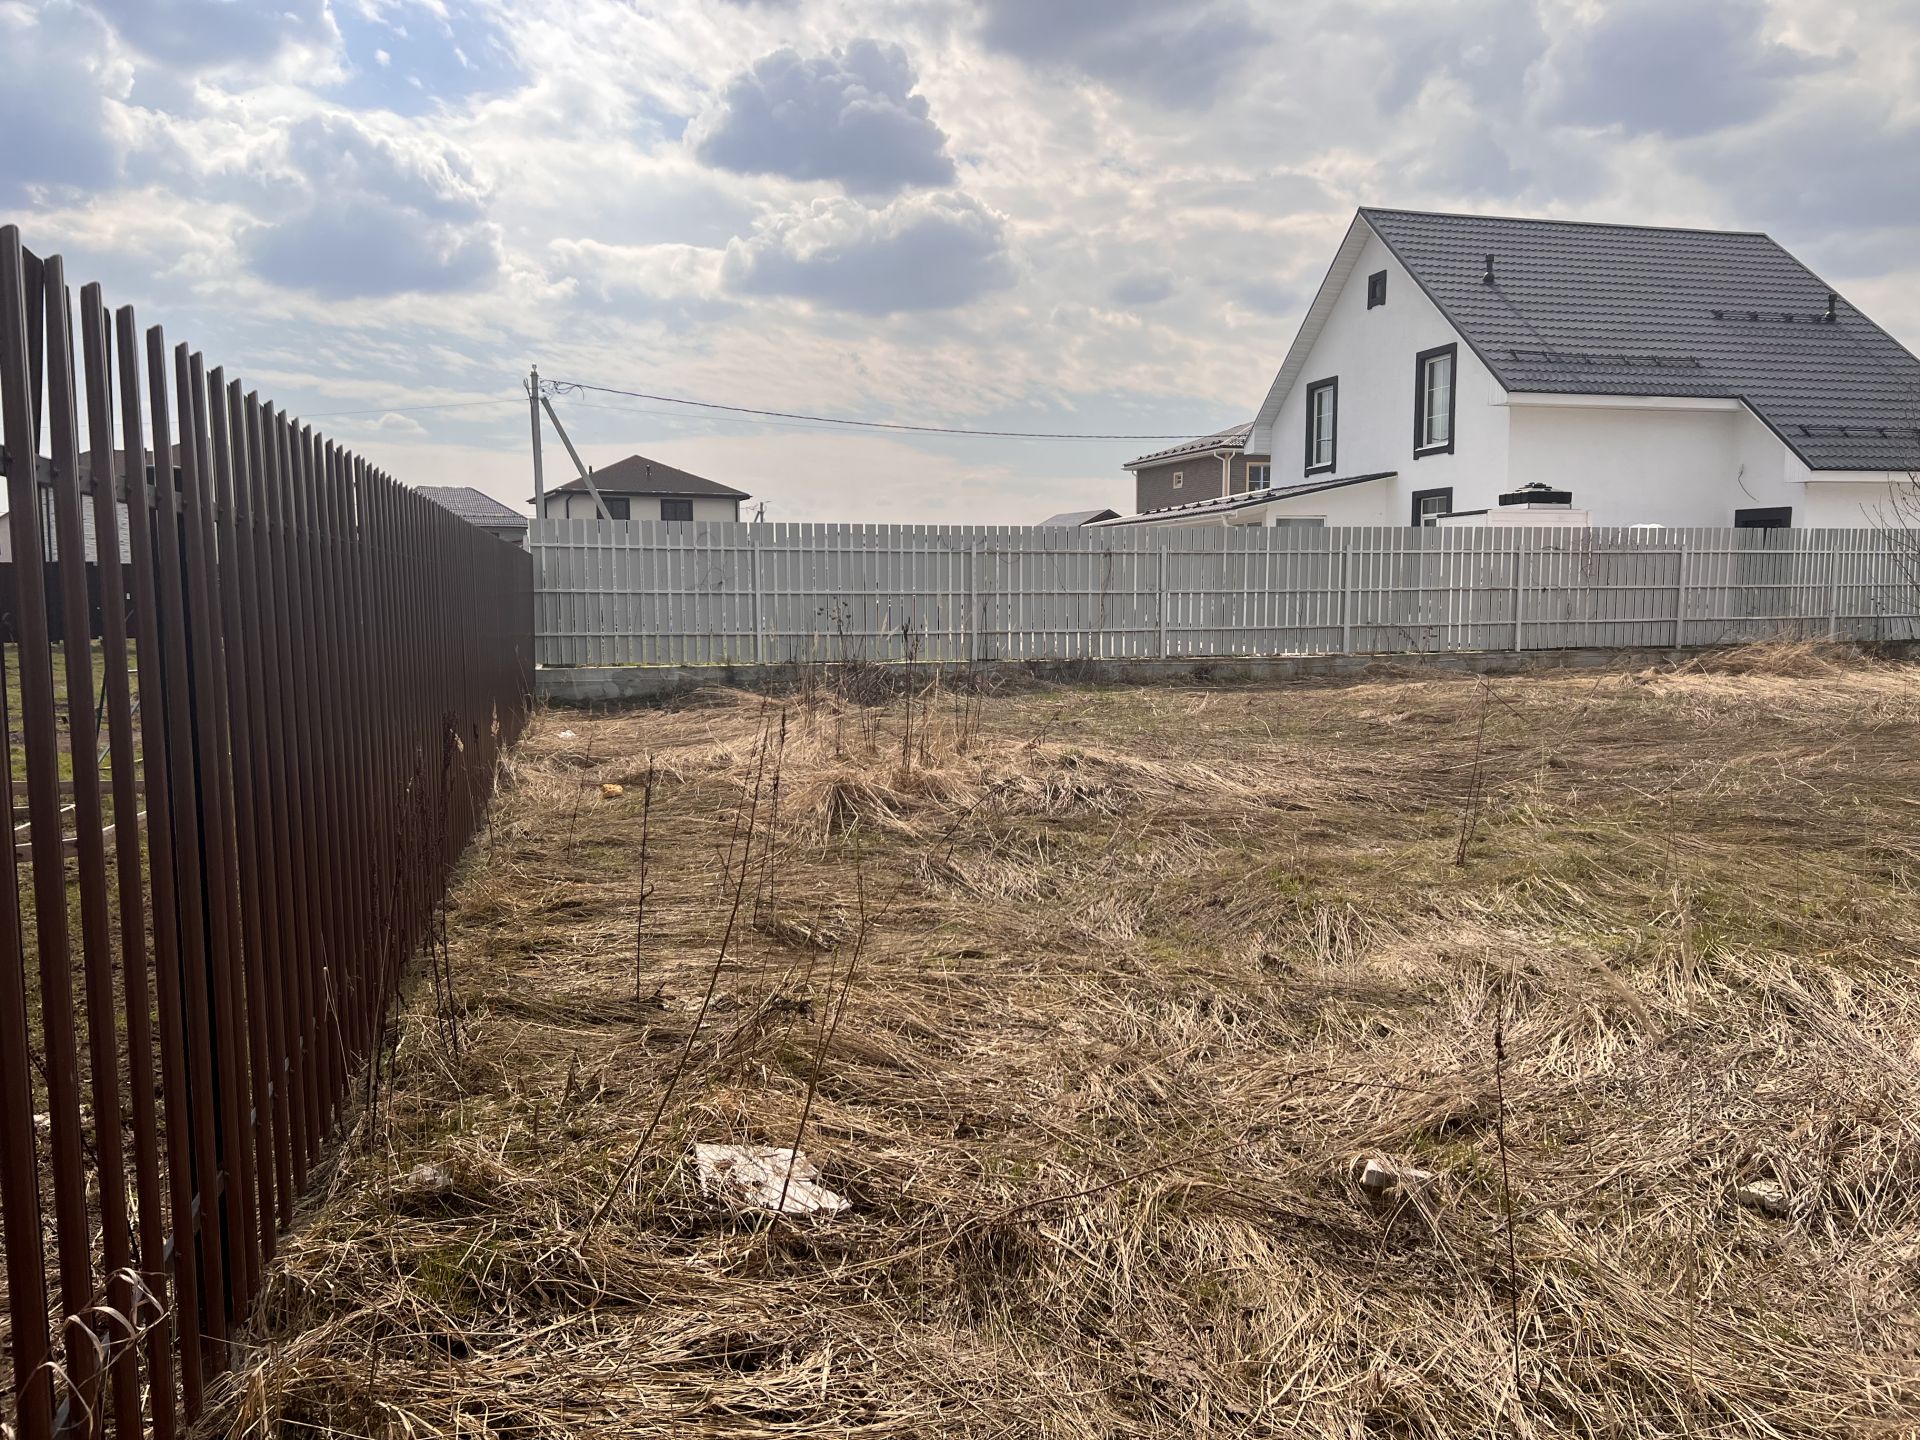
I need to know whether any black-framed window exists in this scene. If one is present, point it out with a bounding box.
[1304,377,1337,474]
[1247,462,1272,491]
[1735,506,1791,529]
[1414,343,1456,456]
[602,495,631,520]
[1412,487,1453,527]
[1367,270,1387,308]
[660,498,693,522]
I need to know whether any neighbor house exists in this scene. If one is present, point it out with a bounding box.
[534,454,748,522]
[1038,507,1121,526]
[0,448,172,561]
[1122,424,1272,513]
[1097,208,1920,530]
[418,486,530,545]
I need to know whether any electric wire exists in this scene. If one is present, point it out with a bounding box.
[539,378,1218,443]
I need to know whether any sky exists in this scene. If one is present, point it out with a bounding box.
[5,0,1919,524]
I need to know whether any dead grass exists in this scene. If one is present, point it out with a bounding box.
[199,642,1920,1438]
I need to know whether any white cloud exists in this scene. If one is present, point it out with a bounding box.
[2,0,1916,524]
[721,191,1014,314]
[692,39,955,195]
[245,113,502,298]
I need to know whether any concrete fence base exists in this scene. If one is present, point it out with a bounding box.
[534,642,1916,706]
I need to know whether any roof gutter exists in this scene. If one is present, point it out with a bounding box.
[1122,444,1242,473]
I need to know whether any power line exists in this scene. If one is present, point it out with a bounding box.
[539,393,954,439]
[539,378,1219,442]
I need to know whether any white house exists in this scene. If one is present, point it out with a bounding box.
[534,453,748,523]
[1095,208,1920,530]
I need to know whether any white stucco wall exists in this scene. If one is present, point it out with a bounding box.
[1799,478,1917,528]
[1260,229,1512,525]
[1248,478,1403,526]
[1506,402,1914,528]
[541,492,740,521]
[1504,402,1754,526]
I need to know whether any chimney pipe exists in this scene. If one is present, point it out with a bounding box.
[1824,292,1837,323]
[1482,253,1495,285]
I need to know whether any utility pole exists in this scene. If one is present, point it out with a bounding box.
[528,364,546,527]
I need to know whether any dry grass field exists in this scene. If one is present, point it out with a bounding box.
[202,646,1920,1439]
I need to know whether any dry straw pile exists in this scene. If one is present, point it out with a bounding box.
[202,645,1920,1438]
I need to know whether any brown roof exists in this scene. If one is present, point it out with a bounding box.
[543,454,748,501]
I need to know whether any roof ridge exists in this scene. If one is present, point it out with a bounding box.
[1359,205,1775,243]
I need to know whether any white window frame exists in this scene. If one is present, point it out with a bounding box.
[1247,462,1272,491]
[1305,377,1337,475]
[1414,344,1456,457]
[1412,487,1453,527]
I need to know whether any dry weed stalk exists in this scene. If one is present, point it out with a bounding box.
[586,712,777,1236]
[632,754,656,1004]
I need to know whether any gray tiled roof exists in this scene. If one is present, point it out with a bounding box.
[1125,423,1253,469]
[1362,208,1920,472]
[417,485,528,529]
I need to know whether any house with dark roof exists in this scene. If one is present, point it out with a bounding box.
[1122,424,1270,513]
[1038,507,1121,527]
[535,454,749,523]
[418,486,530,545]
[1103,208,1920,531]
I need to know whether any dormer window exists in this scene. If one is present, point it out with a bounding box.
[1367,270,1387,309]
[1414,344,1456,457]
[1304,378,1338,475]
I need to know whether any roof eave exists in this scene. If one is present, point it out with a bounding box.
[1250,213,1374,448]
[1358,211,1518,394]
[1122,444,1243,471]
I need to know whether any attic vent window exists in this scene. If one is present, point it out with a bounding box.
[1367,270,1387,308]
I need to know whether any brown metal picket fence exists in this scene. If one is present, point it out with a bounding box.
[0,226,535,1439]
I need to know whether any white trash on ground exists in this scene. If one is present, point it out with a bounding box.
[1733,1178,1789,1217]
[694,1143,851,1216]
[402,1162,453,1196]
[1352,1154,1437,1208]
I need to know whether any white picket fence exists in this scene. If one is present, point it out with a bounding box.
[529,519,1920,667]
